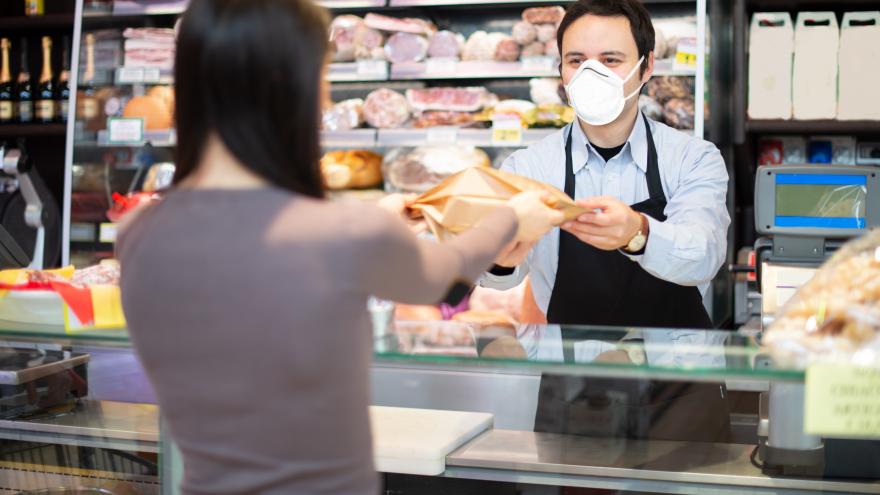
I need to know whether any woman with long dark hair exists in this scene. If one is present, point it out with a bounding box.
[117,0,562,493]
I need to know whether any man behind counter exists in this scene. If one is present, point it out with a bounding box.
[481,0,730,329]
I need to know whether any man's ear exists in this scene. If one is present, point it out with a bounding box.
[642,51,656,83]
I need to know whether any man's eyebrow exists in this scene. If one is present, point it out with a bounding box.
[600,50,626,57]
[563,51,586,58]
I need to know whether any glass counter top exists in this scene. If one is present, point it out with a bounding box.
[0,320,800,382]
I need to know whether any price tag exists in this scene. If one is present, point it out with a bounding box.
[673,38,698,72]
[426,126,458,144]
[356,59,387,79]
[492,116,523,146]
[99,223,118,244]
[143,68,161,83]
[426,57,458,75]
[108,118,144,144]
[805,364,880,438]
[521,56,558,73]
[116,67,145,84]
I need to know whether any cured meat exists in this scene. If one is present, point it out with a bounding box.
[648,76,694,103]
[406,87,489,113]
[364,13,435,36]
[530,78,563,105]
[73,262,121,286]
[413,111,476,128]
[322,98,364,131]
[522,6,565,25]
[363,89,410,129]
[536,24,557,43]
[384,32,429,64]
[427,30,465,59]
[383,146,491,193]
[353,27,385,60]
[663,97,695,129]
[521,41,546,58]
[329,15,364,62]
[494,37,521,62]
[545,39,560,59]
[512,21,537,45]
[462,31,506,61]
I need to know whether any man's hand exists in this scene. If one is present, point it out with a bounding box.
[494,240,535,268]
[561,196,643,251]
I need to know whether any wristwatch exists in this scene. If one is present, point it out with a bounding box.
[623,213,649,254]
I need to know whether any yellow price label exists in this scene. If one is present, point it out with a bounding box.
[805,363,880,438]
[675,51,697,68]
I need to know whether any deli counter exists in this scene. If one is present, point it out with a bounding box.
[0,321,876,495]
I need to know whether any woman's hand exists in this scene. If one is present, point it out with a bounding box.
[378,193,426,234]
[507,191,565,243]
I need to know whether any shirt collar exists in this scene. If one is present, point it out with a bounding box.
[568,115,650,174]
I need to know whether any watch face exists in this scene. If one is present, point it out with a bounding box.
[627,234,646,253]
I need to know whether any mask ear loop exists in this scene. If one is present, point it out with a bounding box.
[621,55,647,101]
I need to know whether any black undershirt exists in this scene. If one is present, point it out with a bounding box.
[488,142,628,276]
[593,142,625,163]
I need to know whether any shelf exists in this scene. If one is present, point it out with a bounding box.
[85,0,384,16]
[746,0,880,9]
[321,128,558,148]
[0,123,67,137]
[746,119,880,135]
[0,14,74,30]
[319,0,387,7]
[391,0,696,5]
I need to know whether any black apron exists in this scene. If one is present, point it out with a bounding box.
[534,115,730,443]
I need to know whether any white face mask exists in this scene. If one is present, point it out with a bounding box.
[565,56,645,127]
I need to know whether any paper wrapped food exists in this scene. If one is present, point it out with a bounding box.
[409,167,586,240]
[764,229,880,367]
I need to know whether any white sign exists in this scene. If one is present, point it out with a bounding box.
[426,126,458,144]
[521,56,558,73]
[108,118,144,144]
[491,116,523,146]
[116,67,145,84]
[356,59,387,79]
[426,57,458,75]
[99,223,118,244]
[143,68,162,83]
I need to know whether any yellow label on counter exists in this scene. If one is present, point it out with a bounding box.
[492,117,523,146]
[91,285,126,328]
[805,364,880,438]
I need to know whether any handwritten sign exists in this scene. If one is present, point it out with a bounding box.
[108,118,144,144]
[492,116,523,146]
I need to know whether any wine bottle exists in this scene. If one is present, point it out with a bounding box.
[77,33,98,123]
[56,35,70,122]
[16,38,33,123]
[0,39,13,124]
[35,36,55,123]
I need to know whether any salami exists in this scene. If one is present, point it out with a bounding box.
[330,15,364,62]
[364,13,435,36]
[406,87,489,112]
[363,89,410,129]
[384,32,429,64]
[322,98,364,131]
[353,28,385,60]
[494,37,521,62]
[521,41,545,58]
[462,31,506,61]
[522,6,565,25]
[428,30,465,59]
[536,24,557,43]
[545,39,560,59]
[512,21,537,45]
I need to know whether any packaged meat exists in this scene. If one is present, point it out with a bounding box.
[485,99,537,127]
[512,21,537,45]
[494,37,521,62]
[363,89,410,129]
[663,97,695,130]
[534,103,574,128]
[123,28,175,70]
[72,260,121,286]
[364,13,435,36]
[522,6,565,25]
[383,146,490,193]
[322,98,364,131]
[638,95,665,121]
[654,26,669,60]
[462,31,506,62]
[330,15,364,62]
[647,75,694,104]
[530,78,563,105]
[413,111,476,128]
[384,32,429,64]
[427,30,464,59]
[320,150,384,190]
[535,24,557,44]
[521,41,546,58]
[544,39,560,59]
[353,28,385,60]
[764,229,880,367]
[406,87,490,113]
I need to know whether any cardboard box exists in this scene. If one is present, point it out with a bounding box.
[748,13,794,120]
[792,12,839,120]
[838,12,880,121]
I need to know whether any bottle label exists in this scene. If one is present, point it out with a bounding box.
[35,99,54,120]
[60,100,69,121]
[18,101,32,122]
[0,102,12,121]
[82,98,98,120]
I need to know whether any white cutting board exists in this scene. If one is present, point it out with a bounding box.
[370,406,493,476]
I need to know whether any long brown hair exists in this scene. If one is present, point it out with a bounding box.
[173,0,329,198]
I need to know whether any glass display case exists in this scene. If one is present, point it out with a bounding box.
[0,321,876,494]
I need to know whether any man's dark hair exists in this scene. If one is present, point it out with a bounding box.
[173,0,330,198]
[556,0,655,75]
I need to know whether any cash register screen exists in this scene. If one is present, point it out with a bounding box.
[775,174,867,229]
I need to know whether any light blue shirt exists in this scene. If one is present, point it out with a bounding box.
[480,116,730,315]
